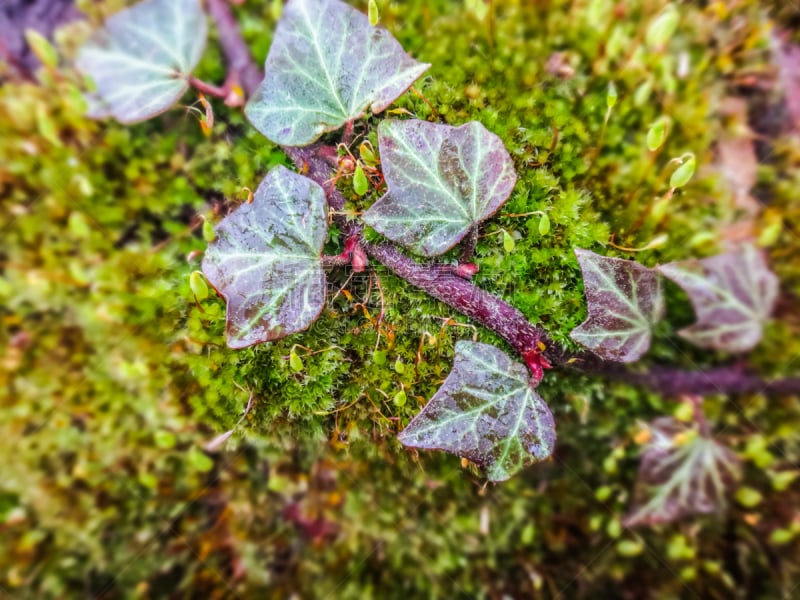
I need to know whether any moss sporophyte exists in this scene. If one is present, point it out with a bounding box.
[74,0,799,500]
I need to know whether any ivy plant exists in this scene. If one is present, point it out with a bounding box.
[201,166,329,348]
[76,0,790,510]
[624,412,741,527]
[362,119,517,257]
[76,0,208,122]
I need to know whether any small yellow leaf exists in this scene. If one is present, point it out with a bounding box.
[25,29,58,68]
[190,271,209,301]
[368,0,380,26]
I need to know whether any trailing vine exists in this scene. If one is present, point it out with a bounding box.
[75,0,800,510]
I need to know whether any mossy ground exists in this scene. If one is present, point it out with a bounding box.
[1,0,799,597]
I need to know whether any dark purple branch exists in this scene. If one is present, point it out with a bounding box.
[581,363,800,396]
[361,240,546,357]
[282,144,345,212]
[206,0,263,97]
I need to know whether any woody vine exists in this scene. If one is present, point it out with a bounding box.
[75,0,800,523]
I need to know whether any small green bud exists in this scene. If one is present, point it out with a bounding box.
[270,0,283,20]
[770,528,795,545]
[771,470,798,492]
[688,231,716,248]
[646,117,669,151]
[633,79,653,107]
[603,455,617,474]
[595,485,613,502]
[702,560,721,575]
[393,390,407,407]
[187,447,214,472]
[538,214,550,236]
[24,29,58,68]
[202,218,216,243]
[138,472,158,489]
[359,142,379,167]
[643,233,668,250]
[606,82,618,109]
[503,229,515,253]
[669,154,696,188]
[646,5,679,50]
[353,162,368,196]
[617,539,643,557]
[734,486,762,508]
[606,518,622,539]
[674,400,695,422]
[758,211,783,247]
[589,514,603,531]
[68,212,92,239]
[368,0,380,26]
[289,350,304,372]
[465,0,490,20]
[190,270,209,301]
[154,430,176,449]
[372,350,387,365]
[394,358,405,374]
[36,103,61,147]
[649,197,671,224]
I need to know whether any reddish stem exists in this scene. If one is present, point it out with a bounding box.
[188,76,228,99]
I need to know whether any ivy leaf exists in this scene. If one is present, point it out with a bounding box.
[624,417,740,527]
[201,166,328,349]
[398,341,555,482]
[245,0,429,146]
[75,0,207,124]
[570,249,664,362]
[657,244,778,353]
[362,120,517,257]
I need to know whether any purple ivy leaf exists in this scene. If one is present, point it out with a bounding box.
[245,0,429,146]
[624,417,740,527]
[657,244,779,353]
[362,119,517,257]
[202,166,328,349]
[398,341,555,482]
[570,249,664,362]
[76,0,208,124]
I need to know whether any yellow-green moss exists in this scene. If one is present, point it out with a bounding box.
[1,0,799,597]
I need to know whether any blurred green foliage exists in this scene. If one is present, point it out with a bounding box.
[1,0,800,597]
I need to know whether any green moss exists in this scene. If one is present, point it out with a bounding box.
[1,0,799,596]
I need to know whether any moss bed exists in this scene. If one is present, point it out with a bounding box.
[1,0,800,597]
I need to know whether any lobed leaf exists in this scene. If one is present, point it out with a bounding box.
[76,0,208,124]
[657,244,778,353]
[398,341,555,482]
[624,417,740,527]
[245,0,430,146]
[570,249,664,362]
[362,119,518,256]
[202,166,328,349]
